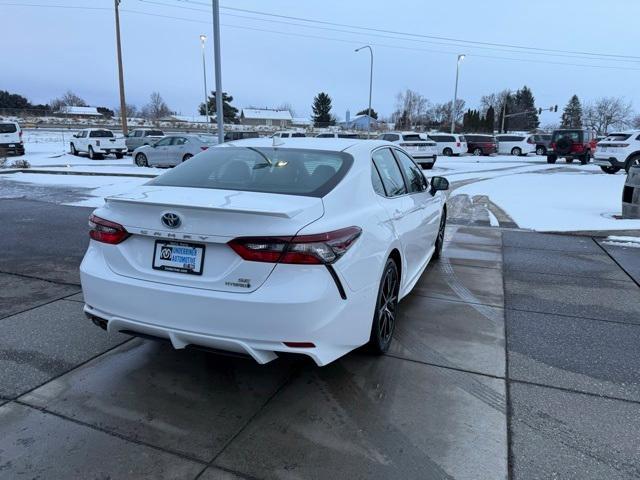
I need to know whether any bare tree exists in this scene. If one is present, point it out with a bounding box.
[393,89,428,126]
[480,90,511,115]
[583,97,633,135]
[115,103,138,119]
[277,102,296,117]
[141,92,171,120]
[425,99,465,131]
[632,114,640,129]
[50,90,87,111]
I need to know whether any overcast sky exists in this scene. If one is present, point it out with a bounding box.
[3,0,640,124]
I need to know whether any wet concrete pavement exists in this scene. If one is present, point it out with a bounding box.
[0,199,639,479]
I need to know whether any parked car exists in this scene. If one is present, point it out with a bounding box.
[426,133,467,156]
[70,128,127,159]
[377,132,438,169]
[547,129,597,165]
[531,133,552,155]
[0,121,24,156]
[80,138,449,366]
[125,129,165,152]
[495,134,536,156]
[272,131,306,138]
[593,130,640,174]
[464,134,497,156]
[316,132,361,139]
[225,131,259,142]
[133,134,218,167]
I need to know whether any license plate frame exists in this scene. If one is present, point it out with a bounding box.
[152,240,205,275]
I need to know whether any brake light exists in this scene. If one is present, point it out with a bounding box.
[551,142,556,149]
[200,146,209,151]
[228,227,362,264]
[456,142,461,147]
[89,214,130,244]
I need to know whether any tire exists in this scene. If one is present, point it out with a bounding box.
[625,155,640,173]
[70,143,78,156]
[443,147,453,157]
[600,166,620,174]
[88,146,102,160]
[115,153,124,159]
[473,148,482,156]
[182,153,193,162]
[433,208,447,260]
[546,155,557,164]
[580,152,590,165]
[566,158,574,164]
[135,152,148,167]
[511,147,522,156]
[367,258,399,354]
[536,146,546,156]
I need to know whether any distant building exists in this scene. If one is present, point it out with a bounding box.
[240,108,292,127]
[167,114,213,124]
[291,117,312,128]
[57,106,103,117]
[339,114,377,131]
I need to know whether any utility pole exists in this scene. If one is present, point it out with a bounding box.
[355,45,373,138]
[501,101,507,133]
[199,35,210,133]
[212,0,224,143]
[114,0,128,136]
[450,54,465,134]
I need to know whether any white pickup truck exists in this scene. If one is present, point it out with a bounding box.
[70,128,127,159]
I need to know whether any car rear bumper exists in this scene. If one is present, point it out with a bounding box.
[593,156,625,168]
[96,147,127,154]
[0,142,25,155]
[80,244,376,366]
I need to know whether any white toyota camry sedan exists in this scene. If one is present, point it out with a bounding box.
[80,138,449,366]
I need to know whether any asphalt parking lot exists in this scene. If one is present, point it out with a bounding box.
[1,198,639,479]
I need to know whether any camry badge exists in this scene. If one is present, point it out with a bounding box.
[161,212,181,229]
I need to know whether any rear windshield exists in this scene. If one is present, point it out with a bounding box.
[89,130,114,138]
[552,131,581,141]
[148,147,353,197]
[458,135,466,142]
[145,130,163,136]
[402,134,422,141]
[603,133,631,141]
[0,123,17,133]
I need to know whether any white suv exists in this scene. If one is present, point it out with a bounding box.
[594,131,640,174]
[495,134,536,156]
[272,131,306,138]
[0,121,25,156]
[427,133,467,156]
[378,131,438,169]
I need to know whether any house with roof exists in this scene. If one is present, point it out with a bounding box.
[339,113,377,131]
[57,106,104,117]
[240,108,292,127]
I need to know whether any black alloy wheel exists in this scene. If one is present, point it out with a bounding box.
[368,259,399,354]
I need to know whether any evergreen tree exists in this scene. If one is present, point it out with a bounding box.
[199,91,238,123]
[511,86,539,131]
[485,106,495,133]
[560,95,583,128]
[312,92,335,127]
[356,108,378,119]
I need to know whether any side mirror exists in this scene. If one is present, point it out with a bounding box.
[73,134,78,138]
[430,176,449,196]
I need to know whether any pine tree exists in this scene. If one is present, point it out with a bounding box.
[312,92,334,127]
[510,86,539,131]
[485,106,495,133]
[560,95,583,128]
[356,108,378,119]
[199,92,238,123]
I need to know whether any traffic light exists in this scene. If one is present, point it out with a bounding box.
[538,108,542,115]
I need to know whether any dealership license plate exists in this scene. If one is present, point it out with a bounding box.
[152,240,205,275]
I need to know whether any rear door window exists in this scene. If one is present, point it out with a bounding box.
[0,123,18,133]
[393,149,427,193]
[371,148,406,197]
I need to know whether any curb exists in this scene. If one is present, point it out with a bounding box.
[0,168,157,179]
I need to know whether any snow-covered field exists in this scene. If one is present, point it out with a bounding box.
[1,130,639,233]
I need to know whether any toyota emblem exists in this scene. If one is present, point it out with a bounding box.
[161,212,181,229]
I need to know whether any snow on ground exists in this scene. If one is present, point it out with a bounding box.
[603,235,640,247]
[2,130,639,233]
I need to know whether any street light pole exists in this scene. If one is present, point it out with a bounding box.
[355,45,373,138]
[212,0,224,143]
[114,0,128,136]
[199,34,210,133]
[450,54,465,134]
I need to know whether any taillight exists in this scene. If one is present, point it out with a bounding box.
[228,227,362,265]
[551,142,556,149]
[89,214,130,244]
[19,131,23,143]
[456,142,461,147]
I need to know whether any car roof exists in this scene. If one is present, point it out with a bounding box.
[224,137,391,153]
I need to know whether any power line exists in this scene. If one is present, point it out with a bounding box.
[176,0,640,61]
[136,0,640,64]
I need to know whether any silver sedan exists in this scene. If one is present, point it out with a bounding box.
[133,134,218,167]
